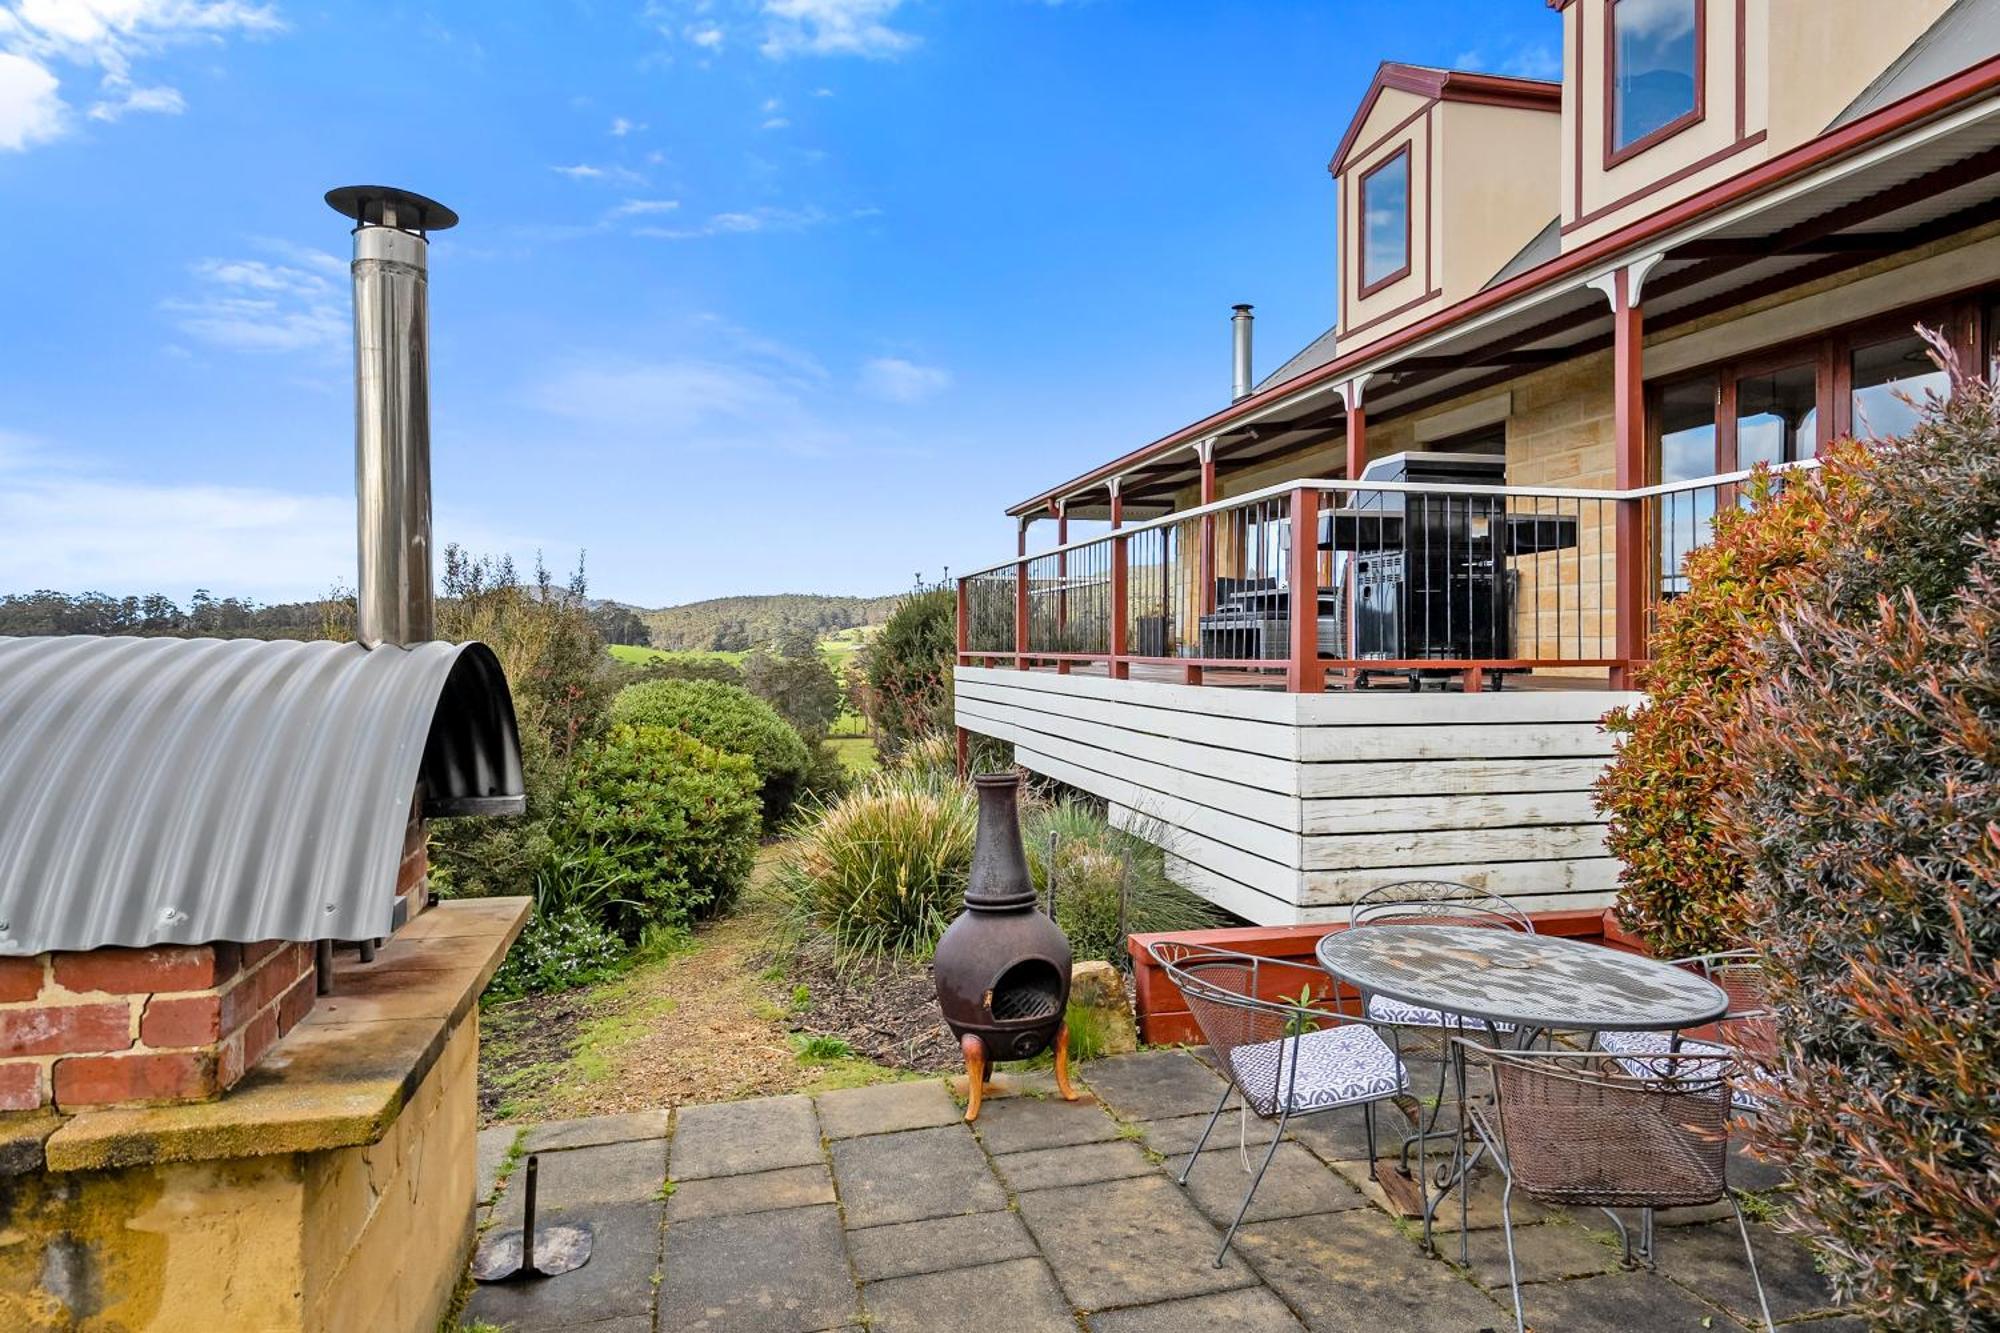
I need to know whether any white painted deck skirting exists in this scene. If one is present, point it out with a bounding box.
[955,666,1640,926]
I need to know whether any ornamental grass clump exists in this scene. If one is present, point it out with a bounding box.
[776,767,978,959]
[1720,349,2000,1327]
[1595,460,1849,955]
[1023,798,1221,964]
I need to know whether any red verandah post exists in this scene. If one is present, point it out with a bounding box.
[1287,486,1323,693]
[1190,442,1217,686]
[1054,503,1070,675]
[1610,266,1647,689]
[1109,480,1129,680]
[954,577,970,776]
[1014,519,1029,672]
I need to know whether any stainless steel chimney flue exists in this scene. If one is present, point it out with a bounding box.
[1231,303,1254,403]
[325,185,459,649]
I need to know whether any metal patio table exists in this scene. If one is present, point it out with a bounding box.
[1315,924,1730,1252]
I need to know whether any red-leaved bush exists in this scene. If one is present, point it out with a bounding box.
[1723,348,2000,1327]
[1596,461,1849,956]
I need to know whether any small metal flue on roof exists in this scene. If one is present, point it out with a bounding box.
[1231,303,1254,403]
[325,185,458,650]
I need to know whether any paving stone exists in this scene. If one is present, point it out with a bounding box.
[970,1091,1124,1154]
[846,1210,1039,1282]
[1232,1209,1509,1331]
[491,1137,669,1221]
[524,1109,671,1153]
[1134,1109,1279,1157]
[1285,1104,1388,1164]
[1086,1287,1307,1332]
[1657,1220,1843,1324]
[992,1139,1157,1192]
[1327,1155,1550,1233]
[658,1203,857,1333]
[1726,1143,1790,1193]
[1014,1173,1258,1308]
[1175,1142,1368,1227]
[816,1079,963,1138]
[1083,1049,1232,1121]
[477,1123,523,1206]
[671,1094,822,1180]
[665,1164,835,1222]
[1502,1268,1726,1330]
[1449,1218,1621,1289]
[831,1123,1006,1227]
[464,1200,662,1332]
[862,1256,1075,1333]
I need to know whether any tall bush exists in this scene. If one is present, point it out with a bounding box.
[1722,362,2000,1327]
[1594,466,1845,955]
[860,585,955,760]
[609,678,811,828]
[1023,799,1221,964]
[553,724,761,934]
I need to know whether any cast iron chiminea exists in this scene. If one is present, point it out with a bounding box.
[933,772,1077,1121]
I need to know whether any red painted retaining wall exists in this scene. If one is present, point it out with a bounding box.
[1127,909,1648,1046]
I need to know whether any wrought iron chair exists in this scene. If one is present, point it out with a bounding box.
[1147,940,1408,1266]
[1456,1040,1775,1333]
[1348,879,1534,1044]
[1596,950,1775,1113]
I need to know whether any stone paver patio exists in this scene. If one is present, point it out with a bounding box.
[464,1049,1851,1332]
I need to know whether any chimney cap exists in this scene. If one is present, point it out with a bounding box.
[325,185,459,233]
[1232,303,1254,314]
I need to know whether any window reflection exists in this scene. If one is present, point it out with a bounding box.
[1655,375,1717,596]
[1736,362,1816,468]
[1613,0,1699,152]
[1361,151,1409,290]
[1850,333,1949,440]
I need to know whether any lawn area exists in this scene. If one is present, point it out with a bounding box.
[606,643,746,667]
[825,733,878,775]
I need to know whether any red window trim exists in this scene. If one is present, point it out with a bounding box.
[1355,144,1414,299]
[1604,0,1707,169]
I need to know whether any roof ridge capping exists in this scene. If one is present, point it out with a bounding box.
[1329,60,1564,175]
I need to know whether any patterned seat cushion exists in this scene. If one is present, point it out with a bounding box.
[1598,1029,1763,1111]
[1366,994,1514,1034]
[1227,1024,1407,1117]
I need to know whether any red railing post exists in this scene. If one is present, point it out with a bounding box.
[1609,267,1647,690]
[955,576,969,664]
[1190,441,1217,686]
[1013,560,1028,671]
[1054,503,1070,676]
[1109,480,1129,680]
[1287,486,1323,693]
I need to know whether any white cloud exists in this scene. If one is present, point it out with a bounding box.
[0,0,281,150]
[609,115,643,136]
[859,356,949,403]
[87,80,181,120]
[551,161,646,185]
[0,49,61,149]
[686,22,723,49]
[633,203,831,240]
[760,0,914,59]
[610,198,680,217]
[1451,41,1561,83]
[0,434,529,601]
[161,252,346,353]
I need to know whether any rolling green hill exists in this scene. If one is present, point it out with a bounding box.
[629,593,903,652]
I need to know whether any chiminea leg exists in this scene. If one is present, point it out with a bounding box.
[1054,1022,1078,1102]
[962,1034,987,1122]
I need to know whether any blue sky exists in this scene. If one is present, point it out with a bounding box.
[0,0,1560,607]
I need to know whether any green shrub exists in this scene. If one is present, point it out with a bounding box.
[775,766,976,958]
[554,724,761,933]
[859,586,955,760]
[1024,799,1222,964]
[609,678,811,828]
[1722,362,2000,1327]
[487,905,629,1001]
[743,646,844,740]
[1595,465,1844,956]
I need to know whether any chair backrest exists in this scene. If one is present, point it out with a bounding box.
[1475,1043,1733,1210]
[1675,949,1775,1058]
[1145,940,1349,1114]
[1349,879,1535,933]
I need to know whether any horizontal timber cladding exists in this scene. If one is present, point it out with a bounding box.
[954,667,1638,926]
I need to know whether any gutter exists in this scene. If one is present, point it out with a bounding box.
[1006,53,2000,519]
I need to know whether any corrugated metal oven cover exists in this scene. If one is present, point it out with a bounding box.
[0,635,526,955]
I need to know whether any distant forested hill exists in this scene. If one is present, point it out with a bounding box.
[634,593,903,652]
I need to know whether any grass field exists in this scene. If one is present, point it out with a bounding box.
[606,643,747,666]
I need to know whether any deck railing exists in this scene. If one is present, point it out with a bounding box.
[959,464,1816,692]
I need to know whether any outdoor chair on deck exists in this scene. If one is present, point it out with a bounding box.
[1596,950,1775,1113]
[1457,1040,1776,1333]
[1146,941,1408,1266]
[1349,880,1534,1043]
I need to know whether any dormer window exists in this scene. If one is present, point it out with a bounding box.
[1359,146,1411,295]
[1608,0,1702,163]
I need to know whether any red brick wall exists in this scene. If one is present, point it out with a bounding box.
[0,940,318,1112]
[398,799,429,911]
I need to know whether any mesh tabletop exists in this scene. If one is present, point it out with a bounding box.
[1315,925,1728,1033]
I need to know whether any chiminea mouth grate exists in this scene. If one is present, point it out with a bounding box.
[990,959,1064,1022]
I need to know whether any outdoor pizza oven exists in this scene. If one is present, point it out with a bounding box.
[932,773,1076,1118]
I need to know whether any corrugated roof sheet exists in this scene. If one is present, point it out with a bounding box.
[1833,0,2000,129]
[0,636,525,955]
[1255,326,1340,393]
